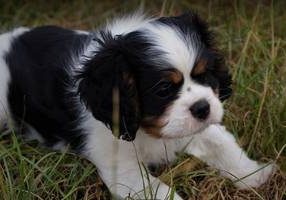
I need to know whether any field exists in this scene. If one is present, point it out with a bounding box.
[0,0,286,199]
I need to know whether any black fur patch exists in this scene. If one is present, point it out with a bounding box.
[77,31,144,141]
[77,31,183,140]
[5,26,91,150]
[158,11,214,48]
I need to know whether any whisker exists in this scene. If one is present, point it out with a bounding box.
[219,93,232,100]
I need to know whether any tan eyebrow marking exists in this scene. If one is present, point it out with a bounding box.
[166,69,183,84]
[192,59,207,76]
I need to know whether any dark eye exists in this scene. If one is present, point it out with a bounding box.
[192,72,219,90]
[154,81,173,98]
[192,72,207,83]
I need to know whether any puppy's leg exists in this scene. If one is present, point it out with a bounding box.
[185,124,274,189]
[84,137,182,199]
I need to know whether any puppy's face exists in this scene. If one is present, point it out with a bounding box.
[78,12,232,140]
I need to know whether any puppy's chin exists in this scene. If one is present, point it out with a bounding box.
[141,112,223,139]
[160,119,223,139]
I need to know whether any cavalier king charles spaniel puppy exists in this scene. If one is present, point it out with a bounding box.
[0,12,274,199]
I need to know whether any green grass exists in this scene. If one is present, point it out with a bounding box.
[0,0,286,199]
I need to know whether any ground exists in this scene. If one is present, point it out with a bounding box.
[0,0,285,199]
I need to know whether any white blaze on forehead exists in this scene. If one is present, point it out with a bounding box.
[99,13,200,75]
[144,23,199,74]
[102,13,200,75]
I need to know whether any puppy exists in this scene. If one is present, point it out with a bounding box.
[0,12,274,199]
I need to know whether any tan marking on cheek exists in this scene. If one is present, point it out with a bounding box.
[141,116,167,138]
[142,127,162,138]
[192,59,207,76]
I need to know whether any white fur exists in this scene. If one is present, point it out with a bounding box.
[0,27,29,130]
[186,125,274,189]
[75,30,89,35]
[83,114,184,199]
[161,81,223,138]
[78,12,154,70]
[143,22,198,74]
[106,12,153,36]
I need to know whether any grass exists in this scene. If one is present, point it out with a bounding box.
[0,0,286,199]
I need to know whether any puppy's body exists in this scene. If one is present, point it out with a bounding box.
[0,13,273,199]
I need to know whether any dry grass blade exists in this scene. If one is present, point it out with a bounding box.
[0,0,285,199]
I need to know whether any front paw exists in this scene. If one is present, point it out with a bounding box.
[234,163,276,189]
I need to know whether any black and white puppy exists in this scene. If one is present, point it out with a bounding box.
[0,12,274,199]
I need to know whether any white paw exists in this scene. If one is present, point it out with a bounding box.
[235,163,276,189]
[153,187,183,200]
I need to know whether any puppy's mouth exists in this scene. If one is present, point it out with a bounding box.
[160,121,221,139]
[191,122,221,135]
[141,114,222,139]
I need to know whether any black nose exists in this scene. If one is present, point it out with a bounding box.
[189,99,210,120]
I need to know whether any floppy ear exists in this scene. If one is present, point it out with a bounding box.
[77,32,140,141]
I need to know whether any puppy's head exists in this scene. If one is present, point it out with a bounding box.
[77,12,232,141]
